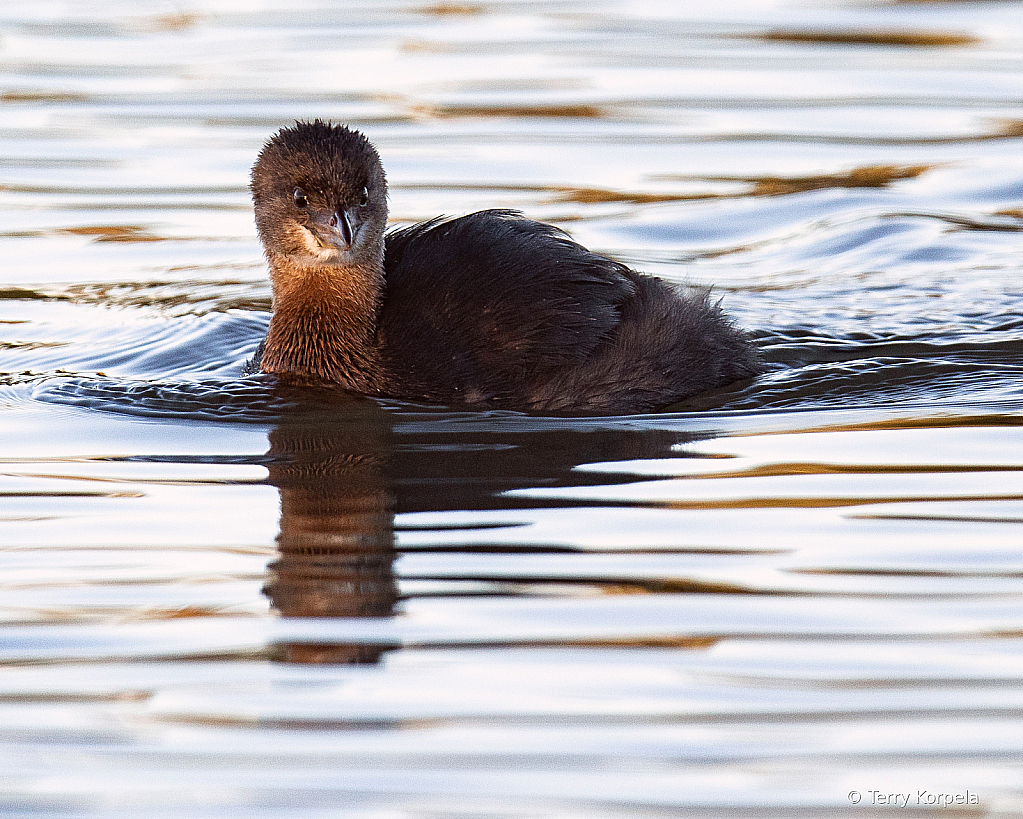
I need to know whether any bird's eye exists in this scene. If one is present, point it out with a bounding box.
[293,188,308,208]
[359,186,369,207]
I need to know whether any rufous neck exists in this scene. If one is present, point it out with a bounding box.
[260,253,383,388]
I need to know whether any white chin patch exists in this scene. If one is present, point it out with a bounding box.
[295,226,344,265]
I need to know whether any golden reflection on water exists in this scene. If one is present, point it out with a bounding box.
[398,164,946,208]
[757,28,982,47]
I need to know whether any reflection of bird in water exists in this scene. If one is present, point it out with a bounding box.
[248,120,761,413]
[263,399,398,665]
[259,390,712,665]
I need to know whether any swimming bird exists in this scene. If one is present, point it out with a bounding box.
[248,120,761,413]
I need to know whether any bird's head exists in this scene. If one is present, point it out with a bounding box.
[251,120,388,269]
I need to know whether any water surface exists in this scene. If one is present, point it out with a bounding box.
[2,1,1023,816]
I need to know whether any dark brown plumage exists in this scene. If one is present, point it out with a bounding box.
[249,120,762,413]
